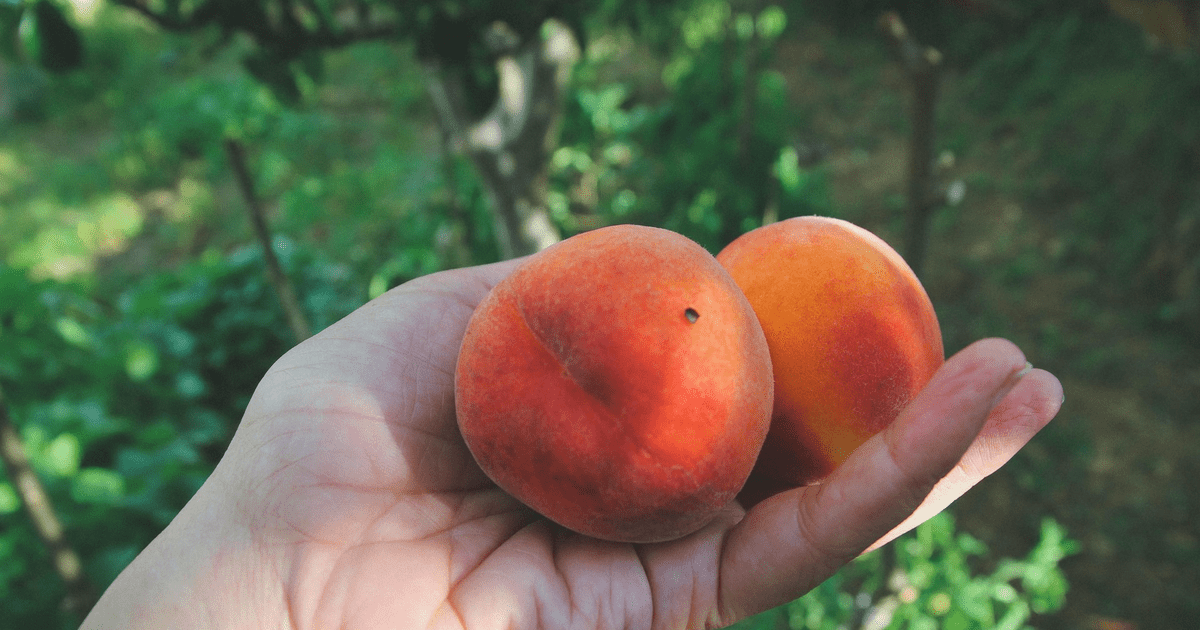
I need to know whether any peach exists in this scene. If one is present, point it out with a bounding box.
[455,225,774,543]
[716,216,944,503]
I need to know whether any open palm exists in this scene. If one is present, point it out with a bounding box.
[84,259,1063,630]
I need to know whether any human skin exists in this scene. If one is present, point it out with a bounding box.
[80,257,1063,630]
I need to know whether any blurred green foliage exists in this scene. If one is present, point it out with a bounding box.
[728,513,1079,630]
[0,239,362,628]
[556,0,832,250]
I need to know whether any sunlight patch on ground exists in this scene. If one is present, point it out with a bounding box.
[8,193,145,280]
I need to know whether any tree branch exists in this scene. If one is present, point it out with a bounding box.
[109,0,199,30]
[224,139,312,343]
[0,384,97,619]
[879,11,942,279]
[423,19,577,259]
[109,0,404,53]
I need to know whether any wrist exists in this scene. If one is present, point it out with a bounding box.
[81,471,289,629]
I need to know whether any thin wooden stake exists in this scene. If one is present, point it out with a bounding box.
[879,12,943,279]
[0,384,97,618]
[224,139,312,343]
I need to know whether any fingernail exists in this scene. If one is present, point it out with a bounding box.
[991,360,1031,408]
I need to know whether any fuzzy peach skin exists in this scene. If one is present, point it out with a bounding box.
[717,216,944,501]
[454,224,774,543]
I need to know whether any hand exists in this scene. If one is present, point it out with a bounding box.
[82,259,1063,630]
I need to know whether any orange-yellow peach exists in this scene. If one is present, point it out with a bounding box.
[716,216,944,504]
[455,224,774,543]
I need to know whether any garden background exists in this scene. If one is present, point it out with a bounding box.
[1,0,1197,628]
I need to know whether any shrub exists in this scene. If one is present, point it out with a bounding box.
[727,511,1078,630]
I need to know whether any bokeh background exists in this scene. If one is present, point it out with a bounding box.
[1,0,1197,628]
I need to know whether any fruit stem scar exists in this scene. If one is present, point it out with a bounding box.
[685,308,699,323]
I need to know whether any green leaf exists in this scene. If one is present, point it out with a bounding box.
[40,431,81,477]
[1028,568,1070,614]
[993,582,1019,603]
[955,581,994,623]
[994,599,1030,630]
[756,5,787,41]
[926,511,955,543]
[115,446,156,478]
[734,12,754,40]
[0,482,20,514]
[943,609,973,630]
[956,532,989,556]
[367,273,389,300]
[175,370,206,399]
[55,316,91,347]
[681,0,731,49]
[162,327,197,358]
[775,146,802,192]
[71,467,125,504]
[991,557,1025,583]
[306,0,336,31]
[125,340,159,382]
[183,409,227,445]
[911,615,938,630]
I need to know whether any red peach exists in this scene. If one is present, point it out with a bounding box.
[717,216,944,504]
[455,225,774,543]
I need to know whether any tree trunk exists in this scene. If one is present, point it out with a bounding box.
[423,19,579,260]
[879,12,942,279]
